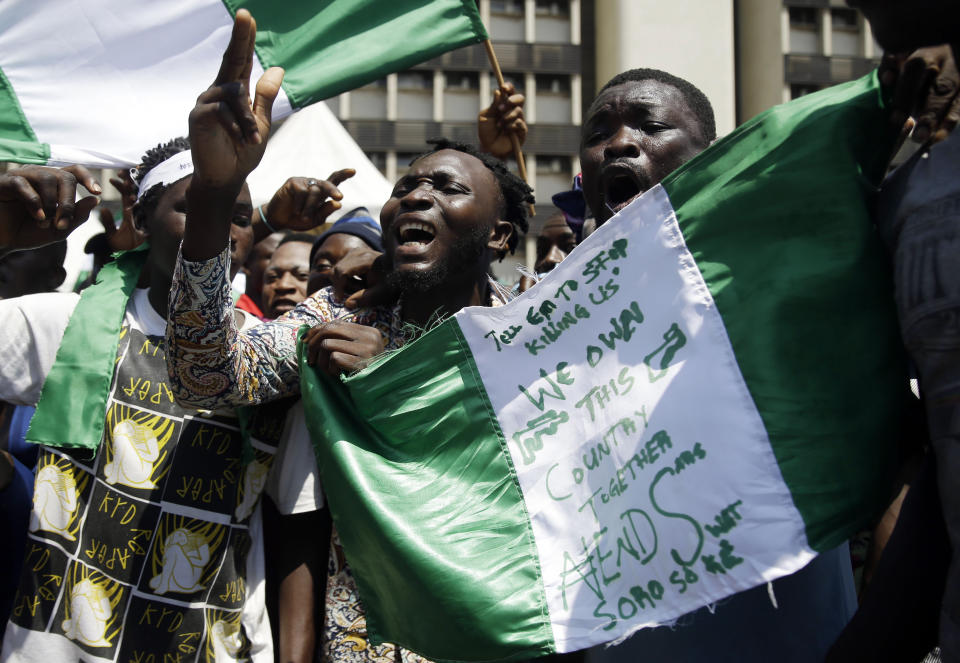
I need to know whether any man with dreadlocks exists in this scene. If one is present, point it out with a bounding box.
[0,132,336,661]
[164,11,533,663]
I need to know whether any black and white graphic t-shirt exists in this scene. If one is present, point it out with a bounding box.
[0,289,289,663]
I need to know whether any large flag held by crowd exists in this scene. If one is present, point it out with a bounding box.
[299,72,905,660]
[0,0,487,167]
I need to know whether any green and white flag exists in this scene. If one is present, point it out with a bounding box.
[300,72,905,660]
[0,0,486,167]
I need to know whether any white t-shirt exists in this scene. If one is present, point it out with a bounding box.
[264,401,324,515]
[0,289,281,663]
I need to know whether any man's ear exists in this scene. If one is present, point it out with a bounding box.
[487,219,513,254]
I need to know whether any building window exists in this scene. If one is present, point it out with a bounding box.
[790,83,821,99]
[445,71,480,121]
[534,0,570,43]
[536,74,572,123]
[788,7,820,55]
[397,72,432,90]
[788,7,817,27]
[397,71,433,120]
[536,155,570,174]
[351,78,387,120]
[490,0,523,15]
[830,8,858,28]
[366,152,387,177]
[490,72,525,93]
[536,74,570,94]
[535,155,573,200]
[831,8,861,57]
[445,71,479,91]
[535,0,568,17]
[489,0,524,41]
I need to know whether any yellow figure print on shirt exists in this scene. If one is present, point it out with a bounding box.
[61,565,123,648]
[103,403,175,490]
[30,455,89,541]
[234,458,269,521]
[149,517,224,596]
[205,610,246,662]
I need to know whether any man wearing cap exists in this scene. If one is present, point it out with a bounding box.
[308,208,384,295]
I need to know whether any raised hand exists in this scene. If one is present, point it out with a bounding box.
[188,9,284,193]
[98,170,146,252]
[883,46,960,146]
[478,82,527,160]
[263,170,357,232]
[0,165,101,253]
[303,320,386,376]
[330,246,398,310]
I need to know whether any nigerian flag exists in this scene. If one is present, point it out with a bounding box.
[299,72,904,661]
[0,0,486,166]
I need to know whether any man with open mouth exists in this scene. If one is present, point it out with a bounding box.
[578,67,867,663]
[579,68,716,227]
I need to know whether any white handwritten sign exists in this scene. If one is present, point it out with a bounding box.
[457,186,814,650]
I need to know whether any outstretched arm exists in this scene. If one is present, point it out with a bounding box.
[167,10,388,410]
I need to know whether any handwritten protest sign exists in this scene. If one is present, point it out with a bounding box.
[455,186,814,648]
[302,73,903,660]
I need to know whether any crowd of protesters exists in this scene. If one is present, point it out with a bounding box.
[0,1,959,662]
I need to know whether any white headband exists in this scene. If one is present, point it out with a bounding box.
[136,150,194,200]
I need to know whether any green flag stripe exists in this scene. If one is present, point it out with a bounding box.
[221,0,488,109]
[300,320,553,661]
[27,246,148,455]
[662,73,904,550]
[0,64,49,164]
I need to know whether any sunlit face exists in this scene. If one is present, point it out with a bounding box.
[261,240,312,318]
[380,149,509,292]
[145,176,252,280]
[308,232,369,294]
[580,80,707,226]
[534,215,577,275]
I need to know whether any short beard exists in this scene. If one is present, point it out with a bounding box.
[387,224,491,296]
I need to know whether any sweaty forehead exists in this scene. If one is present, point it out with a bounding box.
[407,149,497,191]
[587,80,690,122]
[269,241,311,268]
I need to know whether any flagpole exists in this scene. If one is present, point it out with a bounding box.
[483,39,535,217]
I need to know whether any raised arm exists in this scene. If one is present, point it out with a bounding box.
[166,10,367,409]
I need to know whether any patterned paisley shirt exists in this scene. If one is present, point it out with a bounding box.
[167,245,508,663]
[166,246,405,409]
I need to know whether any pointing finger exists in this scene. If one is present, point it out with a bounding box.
[215,9,254,85]
[62,165,101,195]
[326,168,356,188]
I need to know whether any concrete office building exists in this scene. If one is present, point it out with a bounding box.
[738,0,882,122]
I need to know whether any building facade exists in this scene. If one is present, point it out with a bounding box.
[737,0,882,123]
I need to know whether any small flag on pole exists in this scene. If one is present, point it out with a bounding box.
[299,72,904,660]
[0,0,487,167]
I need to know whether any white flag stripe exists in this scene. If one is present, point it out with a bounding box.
[0,0,290,167]
[457,186,813,651]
